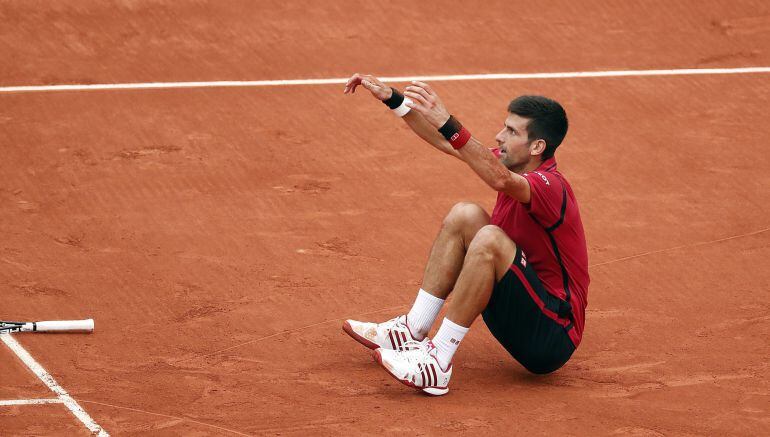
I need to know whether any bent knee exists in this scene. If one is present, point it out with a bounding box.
[467,225,518,280]
[468,225,516,253]
[443,202,489,230]
[471,225,512,246]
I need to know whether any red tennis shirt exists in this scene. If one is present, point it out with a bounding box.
[489,150,589,347]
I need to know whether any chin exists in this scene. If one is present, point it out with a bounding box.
[506,161,526,174]
[500,157,517,171]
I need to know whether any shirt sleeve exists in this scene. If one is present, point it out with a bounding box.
[523,171,565,228]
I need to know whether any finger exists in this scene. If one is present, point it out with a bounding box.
[404,90,430,107]
[355,74,379,93]
[405,99,428,113]
[346,73,362,87]
[351,79,363,94]
[412,80,435,96]
[344,74,363,93]
[404,91,432,112]
[405,85,433,103]
[403,90,427,104]
[344,77,356,93]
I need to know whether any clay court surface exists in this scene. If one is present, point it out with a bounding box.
[2,1,770,435]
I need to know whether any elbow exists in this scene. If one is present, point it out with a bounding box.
[489,176,509,192]
[491,176,528,202]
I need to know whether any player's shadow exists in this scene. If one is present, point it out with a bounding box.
[460,358,582,394]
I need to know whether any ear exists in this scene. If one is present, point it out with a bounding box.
[529,139,547,157]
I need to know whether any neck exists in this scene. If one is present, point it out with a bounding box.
[514,158,544,174]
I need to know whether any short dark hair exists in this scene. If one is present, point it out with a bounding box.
[507,96,568,160]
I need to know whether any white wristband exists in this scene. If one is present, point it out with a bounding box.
[392,97,413,117]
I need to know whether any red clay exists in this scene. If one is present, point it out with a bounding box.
[2,1,769,436]
[0,347,50,400]
[0,403,90,436]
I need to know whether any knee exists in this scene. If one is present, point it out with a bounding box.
[467,225,513,257]
[443,202,489,231]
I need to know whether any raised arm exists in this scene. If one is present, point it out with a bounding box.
[449,135,531,203]
[403,81,532,203]
[344,73,461,159]
[402,110,461,158]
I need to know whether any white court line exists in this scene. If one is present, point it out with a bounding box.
[0,398,63,406]
[1,66,769,94]
[1,334,109,436]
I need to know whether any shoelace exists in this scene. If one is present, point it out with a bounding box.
[381,316,403,329]
[380,316,424,351]
[398,339,435,367]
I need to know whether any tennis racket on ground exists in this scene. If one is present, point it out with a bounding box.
[0,319,94,333]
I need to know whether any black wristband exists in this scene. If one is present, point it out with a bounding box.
[382,87,405,109]
[438,115,463,141]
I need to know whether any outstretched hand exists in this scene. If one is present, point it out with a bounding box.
[403,81,451,128]
[343,73,393,101]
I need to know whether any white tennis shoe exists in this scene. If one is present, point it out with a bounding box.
[373,339,452,396]
[343,315,422,351]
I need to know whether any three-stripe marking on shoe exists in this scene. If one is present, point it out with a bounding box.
[424,364,440,388]
[388,330,409,350]
[420,363,438,387]
[429,364,438,386]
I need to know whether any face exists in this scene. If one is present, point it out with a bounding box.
[495,113,541,173]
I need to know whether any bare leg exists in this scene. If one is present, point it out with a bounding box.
[421,202,490,299]
[445,225,517,327]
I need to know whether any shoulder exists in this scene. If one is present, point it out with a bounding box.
[524,170,566,191]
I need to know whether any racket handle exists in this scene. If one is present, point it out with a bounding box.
[34,319,94,332]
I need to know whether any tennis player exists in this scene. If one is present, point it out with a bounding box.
[342,74,589,396]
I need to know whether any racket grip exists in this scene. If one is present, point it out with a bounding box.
[35,319,94,332]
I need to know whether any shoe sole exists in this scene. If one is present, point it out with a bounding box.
[342,321,379,350]
[372,349,449,396]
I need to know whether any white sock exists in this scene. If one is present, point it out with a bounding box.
[406,289,444,340]
[432,318,469,369]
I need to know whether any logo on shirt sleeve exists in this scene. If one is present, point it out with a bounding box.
[534,171,550,186]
